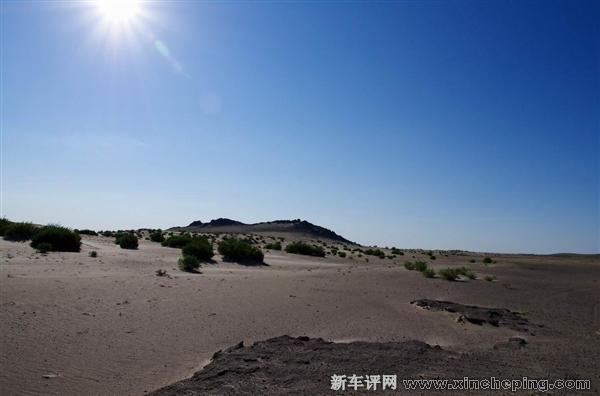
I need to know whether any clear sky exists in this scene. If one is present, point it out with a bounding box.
[2,0,598,253]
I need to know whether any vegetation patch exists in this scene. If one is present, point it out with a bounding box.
[150,231,165,243]
[31,225,81,252]
[35,242,52,254]
[182,237,214,262]
[162,234,193,248]
[439,267,476,281]
[75,229,98,236]
[264,241,282,250]
[364,248,385,258]
[284,241,326,257]
[4,222,37,241]
[404,261,428,272]
[0,218,13,236]
[218,238,264,265]
[178,255,200,272]
[116,233,138,250]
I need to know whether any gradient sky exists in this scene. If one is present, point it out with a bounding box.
[2,0,599,253]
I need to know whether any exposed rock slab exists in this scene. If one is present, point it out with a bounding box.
[149,335,560,395]
[411,299,530,332]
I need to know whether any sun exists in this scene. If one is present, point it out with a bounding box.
[94,0,142,24]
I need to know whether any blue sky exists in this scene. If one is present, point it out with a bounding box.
[2,0,598,253]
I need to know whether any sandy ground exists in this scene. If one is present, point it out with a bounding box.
[1,236,599,395]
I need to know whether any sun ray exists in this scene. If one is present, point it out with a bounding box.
[94,0,142,24]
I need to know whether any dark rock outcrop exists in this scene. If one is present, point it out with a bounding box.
[177,219,354,244]
[411,299,530,332]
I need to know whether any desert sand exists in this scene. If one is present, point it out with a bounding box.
[1,235,599,395]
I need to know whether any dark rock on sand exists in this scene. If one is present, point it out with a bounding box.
[411,299,530,332]
[149,335,573,395]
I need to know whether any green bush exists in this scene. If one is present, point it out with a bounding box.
[284,241,326,257]
[338,251,347,258]
[439,268,459,281]
[218,238,264,265]
[364,248,385,258]
[0,217,13,236]
[162,234,193,248]
[469,259,476,263]
[36,242,52,253]
[178,255,200,272]
[457,267,476,279]
[391,247,403,255]
[90,251,98,258]
[4,222,37,241]
[117,233,138,249]
[404,261,428,272]
[422,268,436,278]
[264,241,282,250]
[150,231,164,243]
[76,229,98,236]
[429,255,436,260]
[482,257,493,264]
[439,267,476,281]
[31,226,81,252]
[182,238,214,262]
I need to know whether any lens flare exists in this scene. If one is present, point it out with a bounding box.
[95,0,141,24]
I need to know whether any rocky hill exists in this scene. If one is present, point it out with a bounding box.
[170,218,354,244]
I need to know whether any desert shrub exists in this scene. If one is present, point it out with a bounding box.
[182,238,214,262]
[114,232,125,244]
[101,230,114,237]
[469,259,476,263]
[218,238,264,265]
[76,229,98,236]
[178,255,200,272]
[31,226,81,252]
[482,257,493,264]
[284,241,326,257]
[429,255,436,260]
[90,251,98,258]
[36,242,52,253]
[162,234,193,248]
[150,231,164,243]
[404,261,428,272]
[422,268,436,278]
[439,267,476,281]
[338,251,347,258]
[4,222,37,241]
[264,241,282,250]
[117,233,138,249]
[0,218,13,236]
[484,275,496,282]
[456,267,476,279]
[364,248,385,258]
[439,268,459,281]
